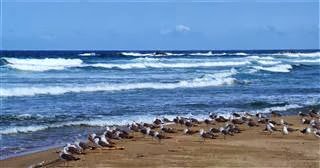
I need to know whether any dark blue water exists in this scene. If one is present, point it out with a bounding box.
[0,50,319,159]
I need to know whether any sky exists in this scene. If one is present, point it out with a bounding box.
[1,0,319,50]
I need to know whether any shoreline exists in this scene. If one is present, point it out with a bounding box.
[1,115,319,168]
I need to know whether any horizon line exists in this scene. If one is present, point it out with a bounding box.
[1,48,319,52]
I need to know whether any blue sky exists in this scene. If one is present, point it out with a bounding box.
[1,1,319,50]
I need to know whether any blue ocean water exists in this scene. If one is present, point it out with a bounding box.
[0,50,319,159]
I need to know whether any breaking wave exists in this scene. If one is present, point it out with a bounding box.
[190,51,226,56]
[90,61,250,69]
[258,104,302,113]
[1,57,250,71]
[78,52,98,56]
[271,52,320,57]
[253,64,293,73]
[120,52,183,57]
[0,113,209,135]
[2,57,83,72]
[0,69,238,97]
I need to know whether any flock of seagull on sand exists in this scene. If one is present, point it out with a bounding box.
[59,109,320,163]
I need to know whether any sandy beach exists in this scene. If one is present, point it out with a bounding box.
[1,115,319,168]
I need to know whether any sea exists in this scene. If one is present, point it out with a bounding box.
[0,50,319,159]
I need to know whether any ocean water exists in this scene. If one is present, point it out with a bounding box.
[0,50,319,159]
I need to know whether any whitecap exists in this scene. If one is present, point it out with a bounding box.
[252,64,292,73]
[78,52,98,56]
[0,69,239,97]
[258,104,302,113]
[256,60,281,65]
[0,113,212,135]
[190,51,227,56]
[89,61,249,69]
[271,52,320,57]
[2,57,83,72]
[232,52,249,56]
[120,52,157,57]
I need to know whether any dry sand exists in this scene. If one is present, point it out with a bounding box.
[1,116,319,168]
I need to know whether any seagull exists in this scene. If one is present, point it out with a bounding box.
[309,112,319,118]
[189,117,200,124]
[173,117,179,124]
[65,144,82,155]
[153,131,169,143]
[128,123,140,132]
[88,133,97,143]
[310,120,320,130]
[282,125,298,135]
[313,130,320,138]
[143,123,159,129]
[209,127,220,133]
[298,111,308,117]
[185,120,194,128]
[140,127,151,137]
[280,119,293,126]
[59,149,80,162]
[75,141,95,151]
[204,119,214,125]
[199,129,216,141]
[241,116,250,121]
[183,128,198,135]
[94,137,114,148]
[153,118,163,125]
[118,130,133,139]
[300,127,312,134]
[160,124,177,133]
[215,116,228,122]
[302,118,311,124]
[232,112,241,118]
[258,118,268,124]
[247,120,259,127]
[285,125,298,132]
[231,118,245,125]
[282,125,289,135]
[265,122,279,134]
[209,112,217,119]
[309,109,319,118]
[219,127,233,139]
[148,129,156,137]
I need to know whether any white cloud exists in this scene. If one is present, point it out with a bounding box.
[175,25,191,32]
[160,24,191,35]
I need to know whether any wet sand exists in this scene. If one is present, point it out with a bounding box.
[1,116,319,168]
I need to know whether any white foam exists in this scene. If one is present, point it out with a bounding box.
[164,52,184,56]
[132,57,160,62]
[258,104,302,113]
[90,61,249,69]
[247,56,274,60]
[121,52,157,57]
[272,52,320,57]
[0,125,49,134]
[3,57,83,72]
[78,52,98,56]
[0,113,210,135]
[290,59,320,64]
[190,51,226,56]
[256,60,281,65]
[232,52,249,56]
[253,64,292,73]
[0,69,238,97]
